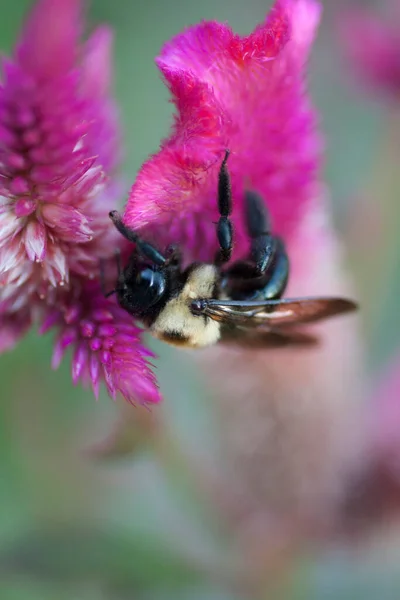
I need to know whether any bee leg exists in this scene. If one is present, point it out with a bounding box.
[259,237,289,299]
[223,193,290,300]
[244,190,277,276]
[109,210,166,267]
[215,150,234,265]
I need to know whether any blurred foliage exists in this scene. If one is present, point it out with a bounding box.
[0,0,399,598]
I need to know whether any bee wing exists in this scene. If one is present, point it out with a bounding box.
[197,297,358,329]
[220,326,320,348]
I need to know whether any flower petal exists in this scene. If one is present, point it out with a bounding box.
[24,220,47,262]
[41,204,93,243]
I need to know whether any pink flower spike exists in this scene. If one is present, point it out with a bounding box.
[43,281,162,406]
[124,0,323,262]
[0,0,122,312]
[119,0,365,522]
[341,8,400,98]
[0,0,162,407]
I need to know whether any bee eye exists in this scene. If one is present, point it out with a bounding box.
[131,267,166,311]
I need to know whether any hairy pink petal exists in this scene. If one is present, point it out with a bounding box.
[0,243,22,276]
[72,343,88,384]
[41,204,93,243]
[89,353,101,399]
[14,198,36,217]
[0,211,21,245]
[44,244,68,285]
[24,220,47,261]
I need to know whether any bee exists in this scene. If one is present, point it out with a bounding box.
[106,151,357,349]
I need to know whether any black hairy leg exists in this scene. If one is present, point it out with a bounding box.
[244,190,277,276]
[258,237,289,299]
[214,150,234,265]
[243,192,289,297]
[222,190,289,300]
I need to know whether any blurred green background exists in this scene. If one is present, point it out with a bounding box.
[0,0,399,599]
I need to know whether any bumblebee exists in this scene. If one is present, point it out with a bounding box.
[106,151,357,348]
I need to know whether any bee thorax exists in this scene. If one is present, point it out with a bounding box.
[150,264,221,348]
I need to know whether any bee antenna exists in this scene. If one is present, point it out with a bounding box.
[109,211,166,267]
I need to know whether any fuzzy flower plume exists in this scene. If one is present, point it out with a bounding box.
[0,0,161,406]
[122,0,364,522]
[0,0,115,295]
[341,6,400,99]
[125,0,322,261]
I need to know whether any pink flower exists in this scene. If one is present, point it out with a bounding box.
[0,0,161,406]
[121,0,364,522]
[0,0,117,295]
[340,6,400,99]
[125,0,323,261]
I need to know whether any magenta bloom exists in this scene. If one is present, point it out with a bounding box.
[341,6,400,98]
[0,0,161,405]
[121,0,365,518]
[0,0,112,290]
[126,0,322,262]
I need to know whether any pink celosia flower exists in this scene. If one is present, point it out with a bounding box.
[341,7,400,98]
[0,0,161,405]
[0,0,108,290]
[122,0,364,522]
[126,0,323,262]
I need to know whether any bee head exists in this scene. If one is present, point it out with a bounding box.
[118,266,167,315]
